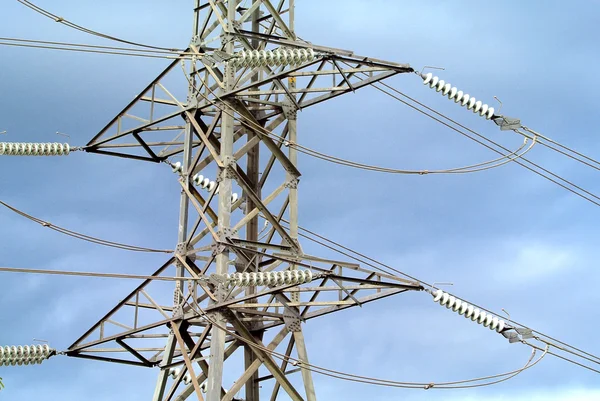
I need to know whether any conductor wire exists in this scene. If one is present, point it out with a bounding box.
[0,36,195,57]
[188,300,547,389]
[16,0,182,52]
[519,126,600,172]
[0,266,200,282]
[0,200,172,253]
[257,215,600,372]
[183,59,600,369]
[180,60,528,176]
[0,40,190,60]
[366,79,600,207]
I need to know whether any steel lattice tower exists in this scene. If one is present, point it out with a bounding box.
[66,2,421,400]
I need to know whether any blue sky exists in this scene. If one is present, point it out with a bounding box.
[1,0,600,400]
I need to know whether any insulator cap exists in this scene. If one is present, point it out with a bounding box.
[171,161,183,174]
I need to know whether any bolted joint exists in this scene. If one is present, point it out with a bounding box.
[175,243,197,268]
[189,34,201,48]
[283,313,302,332]
[172,284,184,316]
[218,227,237,239]
[219,155,237,179]
[285,178,300,189]
[211,242,227,256]
[283,104,298,120]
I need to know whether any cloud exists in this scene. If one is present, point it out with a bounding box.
[438,388,600,401]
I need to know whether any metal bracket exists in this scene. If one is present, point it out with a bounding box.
[208,273,228,287]
[218,227,237,239]
[282,104,298,120]
[219,155,237,179]
[211,242,227,256]
[283,311,302,332]
[284,178,299,189]
[493,115,521,131]
[175,243,197,267]
[501,331,521,343]
[515,328,534,339]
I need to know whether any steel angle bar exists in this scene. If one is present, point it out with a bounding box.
[231,101,300,176]
[87,55,189,146]
[228,314,304,401]
[222,326,289,401]
[186,110,223,167]
[69,258,175,349]
[116,339,153,367]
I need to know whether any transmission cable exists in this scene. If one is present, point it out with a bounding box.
[180,61,600,369]
[0,39,190,60]
[0,36,195,57]
[183,59,600,207]
[281,218,600,370]
[187,296,548,390]
[180,60,529,176]
[518,126,600,171]
[0,200,172,253]
[16,0,182,52]
[0,266,198,282]
[368,80,600,207]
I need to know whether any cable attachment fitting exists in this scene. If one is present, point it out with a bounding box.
[420,73,496,120]
[493,116,522,131]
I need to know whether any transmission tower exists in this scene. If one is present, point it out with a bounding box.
[64,1,420,400]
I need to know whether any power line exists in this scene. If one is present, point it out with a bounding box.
[0,266,192,282]
[180,60,529,176]
[0,36,195,56]
[272,216,600,372]
[0,40,190,60]
[182,59,600,208]
[518,126,600,172]
[188,297,549,390]
[16,0,182,52]
[0,200,173,253]
[368,80,600,207]
[180,61,600,371]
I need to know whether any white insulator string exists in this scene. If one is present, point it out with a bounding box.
[226,269,314,287]
[432,290,507,333]
[191,173,239,203]
[0,142,71,156]
[229,48,318,68]
[421,73,496,120]
[168,164,240,204]
[0,344,54,366]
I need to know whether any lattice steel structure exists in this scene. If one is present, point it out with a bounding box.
[66,1,422,400]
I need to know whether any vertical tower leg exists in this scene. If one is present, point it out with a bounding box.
[286,4,316,393]
[243,2,262,400]
[206,2,237,400]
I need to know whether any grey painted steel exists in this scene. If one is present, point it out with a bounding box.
[68,1,421,400]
